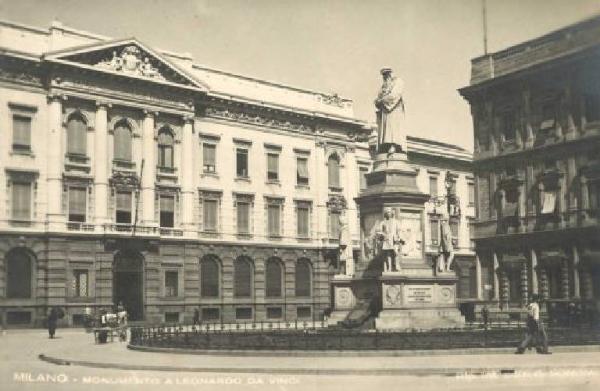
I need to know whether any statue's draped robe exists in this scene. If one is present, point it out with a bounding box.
[375,77,406,152]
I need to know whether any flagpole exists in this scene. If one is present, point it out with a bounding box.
[482,0,489,54]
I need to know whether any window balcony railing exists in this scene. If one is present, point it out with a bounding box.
[103,224,159,235]
[67,222,95,232]
[160,228,184,237]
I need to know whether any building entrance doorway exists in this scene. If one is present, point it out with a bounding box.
[113,251,144,321]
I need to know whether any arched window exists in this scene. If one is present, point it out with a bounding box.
[234,257,253,298]
[200,255,220,297]
[113,121,132,161]
[265,258,283,298]
[157,128,174,168]
[6,249,33,298]
[328,154,340,189]
[295,259,312,297]
[67,113,87,156]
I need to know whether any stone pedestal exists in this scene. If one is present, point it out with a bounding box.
[347,151,465,331]
[328,275,355,326]
[376,270,464,330]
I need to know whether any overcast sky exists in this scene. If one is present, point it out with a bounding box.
[1,0,600,151]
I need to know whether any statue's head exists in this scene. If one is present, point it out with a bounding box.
[380,67,393,80]
[383,207,394,219]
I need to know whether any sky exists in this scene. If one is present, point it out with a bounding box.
[1,0,600,152]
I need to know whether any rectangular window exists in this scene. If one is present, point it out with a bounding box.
[329,211,341,239]
[159,195,175,228]
[165,312,179,323]
[429,176,438,197]
[13,115,32,151]
[267,204,281,237]
[296,202,310,238]
[236,201,250,234]
[468,182,476,206]
[201,308,220,321]
[73,269,89,297]
[430,219,439,245]
[165,270,178,297]
[203,199,218,232]
[297,307,312,319]
[68,187,87,222]
[116,191,132,224]
[267,153,279,181]
[359,167,368,191]
[236,148,248,178]
[235,307,253,320]
[589,182,600,211]
[296,157,309,186]
[202,143,216,173]
[12,182,31,221]
[267,307,283,320]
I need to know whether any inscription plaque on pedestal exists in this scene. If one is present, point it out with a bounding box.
[405,286,433,304]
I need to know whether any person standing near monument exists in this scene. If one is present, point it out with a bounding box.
[375,68,407,154]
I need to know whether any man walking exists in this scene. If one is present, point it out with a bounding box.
[516,294,551,354]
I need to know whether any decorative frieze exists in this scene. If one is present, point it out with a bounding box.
[204,107,314,133]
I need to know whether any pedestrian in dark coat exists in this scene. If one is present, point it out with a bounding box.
[47,308,58,339]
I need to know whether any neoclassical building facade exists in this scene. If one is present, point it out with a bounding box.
[0,19,476,327]
[460,15,600,317]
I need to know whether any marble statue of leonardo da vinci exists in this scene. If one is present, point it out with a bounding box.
[374,68,407,154]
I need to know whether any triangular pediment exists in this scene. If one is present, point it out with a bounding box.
[44,39,208,91]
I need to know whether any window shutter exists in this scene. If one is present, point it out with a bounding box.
[13,115,31,147]
[237,202,249,233]
[268,204,280,236]
[265,260,282,297]
[203,199,218,231]
[329,212,340,238]
[12,182,31,220]
[160,195,175,212]
[295,260,311,297]
[114,124,132,161]
[297,158,309,179]
[203,144,216,166]
[6,251,32,298]
[234,258,252,297]
[201,258,220,297]
[429,177,438,197]
[328,156,340,188]
[67,116,87,155]
[297,206,309,237]
[541,191,557,214]
[69,187,87,216]
[116,191,132,212]
[267,154,279,178]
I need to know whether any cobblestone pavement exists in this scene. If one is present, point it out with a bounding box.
[1,328,600,391]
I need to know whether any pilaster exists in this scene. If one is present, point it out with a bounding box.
[46,94,65,230]
[141,110,156,226]
[572,245,580,299]
[180,115,195,236]
[94,101,110,226]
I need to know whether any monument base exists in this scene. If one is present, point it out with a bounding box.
[375,271,465,331]
[375,308,465,330]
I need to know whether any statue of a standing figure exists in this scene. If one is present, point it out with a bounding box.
[376,208,404,272]
[339,212,354,277]
[375,68,407,154]
[437,218,455,272]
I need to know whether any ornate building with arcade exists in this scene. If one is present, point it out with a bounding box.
[460,15,600,318]
[0,19,476,328]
